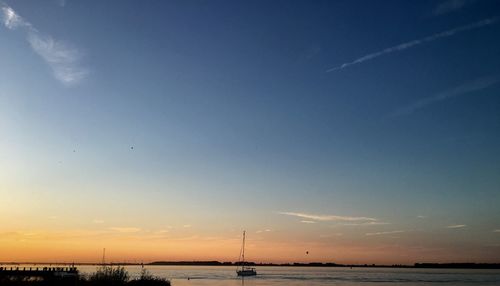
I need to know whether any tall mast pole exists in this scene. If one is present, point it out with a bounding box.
[242,231,246,267]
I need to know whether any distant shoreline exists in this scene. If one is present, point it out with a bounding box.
[1,262,500,269]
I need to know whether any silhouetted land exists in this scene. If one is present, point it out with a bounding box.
[414,263,500,269]
[0,266,170,286]
[148,261,500,269]
[3,261,500,269]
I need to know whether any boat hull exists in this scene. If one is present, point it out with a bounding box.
[237,270,257,276]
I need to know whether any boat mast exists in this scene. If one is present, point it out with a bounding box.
[242,231,246,268]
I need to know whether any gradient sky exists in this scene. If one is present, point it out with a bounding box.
[1,0,500,264]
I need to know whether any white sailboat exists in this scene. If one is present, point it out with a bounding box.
[236,231,257,276]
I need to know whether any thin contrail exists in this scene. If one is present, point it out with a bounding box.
[327,18,498,72]
[389,74,500,117]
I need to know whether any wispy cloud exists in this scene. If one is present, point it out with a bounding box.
[301,220,317,224]
[1,5,29,29]
[417,215,427,219]
[93,219,105,224]
[0,230,110,241]
[1,3,88,86]
[390,75,500,117]
[433,0,469,16]
[278,211,377,222]
[446,224,467,229]
[493,229,500,233]
[27,34,88,85]
[365,230,405,236]
[110,227,141,233]
[343,221,390,226]
[326,18,497,72]
[57,0,67,8]
[319,233,343,238]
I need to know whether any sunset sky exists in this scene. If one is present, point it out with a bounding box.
[1,0,500,265]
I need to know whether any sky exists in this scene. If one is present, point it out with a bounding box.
[1,0,500,265]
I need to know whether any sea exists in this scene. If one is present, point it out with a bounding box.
[73,265,500,286]
[4,264,500,285]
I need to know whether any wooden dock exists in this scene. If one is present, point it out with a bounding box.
[0,266,78,279]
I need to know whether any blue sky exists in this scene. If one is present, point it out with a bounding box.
[1,0,500,263]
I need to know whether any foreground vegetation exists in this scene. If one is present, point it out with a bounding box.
[0,266,171,286]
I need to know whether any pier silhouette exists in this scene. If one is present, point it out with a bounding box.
[0,266,78,279]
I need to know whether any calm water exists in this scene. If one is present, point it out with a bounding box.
[9,265,500,286]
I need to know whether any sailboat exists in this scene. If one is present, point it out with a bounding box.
[236,231,257,276]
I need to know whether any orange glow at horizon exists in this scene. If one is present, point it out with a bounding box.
[2,229,499,265]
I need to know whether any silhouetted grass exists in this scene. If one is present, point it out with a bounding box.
[0,266,171,286]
